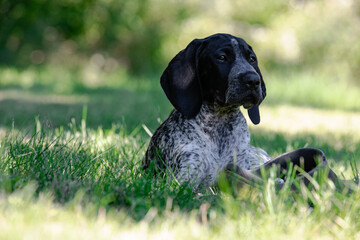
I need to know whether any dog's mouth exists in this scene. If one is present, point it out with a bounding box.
[224,89,261,108]
[241,94,260,109]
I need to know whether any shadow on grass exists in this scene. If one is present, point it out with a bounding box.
[0,86,172,133]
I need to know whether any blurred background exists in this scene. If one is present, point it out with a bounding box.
[0,0,360,131]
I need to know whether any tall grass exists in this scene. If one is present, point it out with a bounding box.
[1,122,216,221]
[1,116,360,238]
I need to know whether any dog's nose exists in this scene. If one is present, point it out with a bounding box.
[244,74,260,90]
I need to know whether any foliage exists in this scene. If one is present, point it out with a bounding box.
[0,0,193,73]
[1,0,360,82]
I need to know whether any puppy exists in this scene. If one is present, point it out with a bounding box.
[143,33,270,189]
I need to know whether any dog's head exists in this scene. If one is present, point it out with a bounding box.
[160,33,266,124]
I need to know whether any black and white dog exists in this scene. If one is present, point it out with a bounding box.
[143,33,271,189]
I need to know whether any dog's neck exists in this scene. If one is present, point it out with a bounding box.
[195,101,244,126]
[200,101,241,116]
[192,101,247,144]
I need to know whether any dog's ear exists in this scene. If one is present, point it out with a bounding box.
[248,71,266,125]
[160,39,205,118]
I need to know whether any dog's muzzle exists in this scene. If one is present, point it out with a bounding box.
[242,94,259,109]
[241,73,262,109]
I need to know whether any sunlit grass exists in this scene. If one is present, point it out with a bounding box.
[249,105,360,142]
[0,65,158,94]
[266,71,360,111]
[2,182,360,239]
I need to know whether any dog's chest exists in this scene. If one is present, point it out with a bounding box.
[195,110,251,164]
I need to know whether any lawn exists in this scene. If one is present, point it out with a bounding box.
[0,66,360,239]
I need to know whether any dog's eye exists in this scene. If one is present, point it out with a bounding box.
[249,55,257,63]
[217,55,226,62]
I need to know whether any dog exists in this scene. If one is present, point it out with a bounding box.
[143,33,271,189]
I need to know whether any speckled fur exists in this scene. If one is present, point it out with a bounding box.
[143,34,271,189]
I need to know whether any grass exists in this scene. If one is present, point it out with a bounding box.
[2,123,360,239]
[265,71,360,111]
[0,65,360,239]
[1,65,360,131]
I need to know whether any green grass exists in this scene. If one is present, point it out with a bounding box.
[1,65,360,239]
[1,126,208,220]
[265,71,360,111]
[1,124,360,239]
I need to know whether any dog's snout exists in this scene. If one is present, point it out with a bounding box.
[244,74,260,90]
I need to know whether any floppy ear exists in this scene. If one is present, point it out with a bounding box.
[247,72,266,125]
[160,39,204,118]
